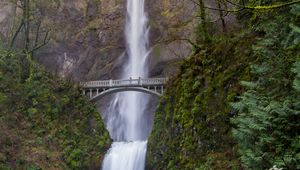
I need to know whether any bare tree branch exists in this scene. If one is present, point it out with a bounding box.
[10,20,24,48]
[217,0,227,32]
[34,21,41,47]
[225,0,243,7]
[30,29,51,52]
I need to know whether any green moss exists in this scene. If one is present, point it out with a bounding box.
[147,33,256,169]
[85,18,102,31]
[0,50,111,169]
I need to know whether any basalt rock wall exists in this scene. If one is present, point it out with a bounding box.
[0,0,238,81]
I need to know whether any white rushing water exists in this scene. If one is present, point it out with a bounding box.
[102,141,147,170]
[102,0,150,169]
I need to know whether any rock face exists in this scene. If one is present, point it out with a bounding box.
[34,0,127,81]
[0,0,197,81]
[0,2,15,40]
[146,0,196,76]
[0,0,238,81]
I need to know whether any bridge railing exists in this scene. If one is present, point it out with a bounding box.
[81,77,168,88]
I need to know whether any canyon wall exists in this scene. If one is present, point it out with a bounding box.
[0,0,238,80]
[0,0,227,80]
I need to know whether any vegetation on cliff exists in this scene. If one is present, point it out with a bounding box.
[148,0,300,169]
[0,48,111,170]
[231,1,300,169]
[147,33,254,170]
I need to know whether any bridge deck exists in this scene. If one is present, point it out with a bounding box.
[81,77,167,88]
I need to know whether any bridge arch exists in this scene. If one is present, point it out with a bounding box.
[82,77,167,102]
[89,87,162,102]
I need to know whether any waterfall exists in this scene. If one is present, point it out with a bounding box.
[102,0,150,169]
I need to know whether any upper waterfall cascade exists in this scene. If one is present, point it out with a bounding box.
[101,0,153,169]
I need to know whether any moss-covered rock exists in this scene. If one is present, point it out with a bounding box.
[147,33,256,169]
[0,50,111,170]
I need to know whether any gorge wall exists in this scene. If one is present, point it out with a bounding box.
[0,0,195,81]
[0,0,238,81]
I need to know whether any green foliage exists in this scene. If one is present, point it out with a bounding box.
[0,49,111,169]
[231,2,300,169]
[147,34,255,169]
[195,0,211,45]
[149,2,300,169]
[292,61,300,91]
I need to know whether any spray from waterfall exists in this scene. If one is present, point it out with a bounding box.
[102,0,150,169]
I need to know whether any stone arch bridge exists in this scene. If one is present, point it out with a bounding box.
[81,77,167,102]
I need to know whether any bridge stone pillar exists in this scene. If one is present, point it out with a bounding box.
[109,79,113,87]
[138,77,141,85]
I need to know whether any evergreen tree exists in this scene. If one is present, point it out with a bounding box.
[232,2,300,169]
[292,61,300,91]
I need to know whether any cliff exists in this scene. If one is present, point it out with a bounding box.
[0,0,198,81]
[147,33,255,169]
[147,1,300,169]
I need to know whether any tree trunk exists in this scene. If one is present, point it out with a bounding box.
[217,0,227,32]
[197,0,210,44]
[24,0,30,51]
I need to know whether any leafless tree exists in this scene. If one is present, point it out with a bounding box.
[10,0,51,54]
